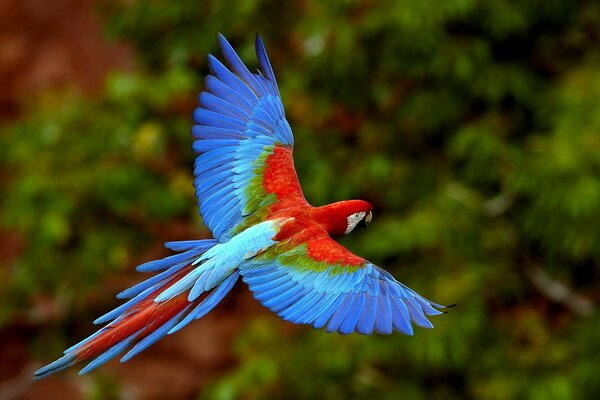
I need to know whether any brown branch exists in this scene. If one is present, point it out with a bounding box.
[526,265,595,317]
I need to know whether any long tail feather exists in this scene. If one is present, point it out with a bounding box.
[34,239,239,379]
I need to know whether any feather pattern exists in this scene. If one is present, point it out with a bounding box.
[193,33,302,242]
[33,218,291,378]
[35,34,450,380]
[240,231,445,335]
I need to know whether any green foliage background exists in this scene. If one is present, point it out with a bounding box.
[2,0,599,399]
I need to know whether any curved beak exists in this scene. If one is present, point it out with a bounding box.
[365,211,372,225]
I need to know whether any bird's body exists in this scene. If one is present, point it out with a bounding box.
[35,34,447,379]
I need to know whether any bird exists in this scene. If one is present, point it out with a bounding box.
[34,33,448,379]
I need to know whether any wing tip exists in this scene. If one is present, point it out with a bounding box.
[255,32,264,50]
[442,303,458,314]
[254,33,278,88]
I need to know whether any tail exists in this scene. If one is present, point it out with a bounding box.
[34,239,239,379]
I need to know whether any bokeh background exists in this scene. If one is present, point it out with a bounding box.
[1,0,599,399]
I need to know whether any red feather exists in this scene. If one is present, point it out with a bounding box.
[262,145,306,206]
[74,266,197,363]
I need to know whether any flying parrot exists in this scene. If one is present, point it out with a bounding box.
[34,34,448,379]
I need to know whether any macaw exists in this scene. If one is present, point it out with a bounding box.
[35,34,448,379]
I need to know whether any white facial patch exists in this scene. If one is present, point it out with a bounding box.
[345,211,366,234]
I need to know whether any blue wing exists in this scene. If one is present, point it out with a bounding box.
[239,233,447,335]
[193,34,302,241]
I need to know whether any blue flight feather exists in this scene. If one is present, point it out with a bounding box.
[204,75,254,110]
[164,239,217,252]
[240,252,444,335]
[338,292,366,335]
[199,91,248,119]
[94,281,162,324]
[326,295,353,333]
[117,262,187,299]
[120,307,192,362]
[168,271,239,335]
[374,295,393,334]
[390,297,413,335]
[192,125,245,140]
[280,290,323,322]
[193,34,297,240]
[33,353,78,379]
[264,286,306,313]
[63,329,104,355]
[255,34,279,94]
[405,298,435,328]
[207,54,258,101]
[193,139,241,153]
[217,34,262,93]
[79,335,137,375]
[136,248,204,273]
[193,108,246,131]
[355,295,377,334]
[196,171,233,193]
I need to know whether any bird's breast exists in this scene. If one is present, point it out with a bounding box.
[267,205,325,243]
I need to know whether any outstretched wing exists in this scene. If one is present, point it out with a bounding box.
[193,34,305,241]
[240,229,446,335]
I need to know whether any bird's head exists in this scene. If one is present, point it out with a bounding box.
[315,200,373,238]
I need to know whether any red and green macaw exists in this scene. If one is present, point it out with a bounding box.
[35,34,448,378]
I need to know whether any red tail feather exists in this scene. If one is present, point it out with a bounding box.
[74,266,196,363]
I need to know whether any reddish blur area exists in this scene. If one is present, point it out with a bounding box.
[0,1,263,398]
[0,0,127,118]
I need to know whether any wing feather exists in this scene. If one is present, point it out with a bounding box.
[240,231,446,335]
[193,34,303,241]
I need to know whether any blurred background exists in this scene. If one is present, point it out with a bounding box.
[1,0,599,399]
